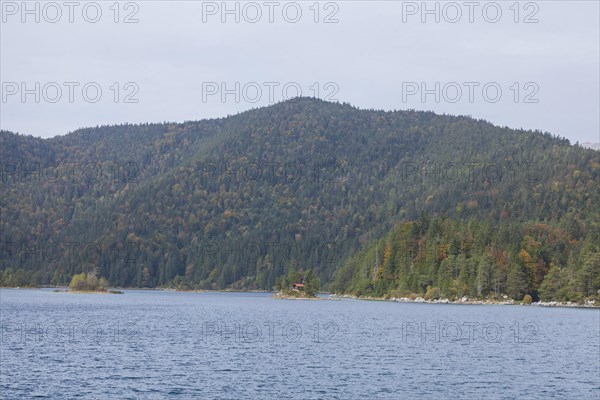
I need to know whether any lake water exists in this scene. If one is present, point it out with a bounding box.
[1,289,598,399]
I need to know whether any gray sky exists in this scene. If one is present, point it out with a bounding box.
[1,0,599,144]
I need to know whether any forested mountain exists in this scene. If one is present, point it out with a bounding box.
[1,98,598,301]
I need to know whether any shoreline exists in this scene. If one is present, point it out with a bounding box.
[53,289,124,294]
[0,286,270,293]
[272,292,321,300]
[3,286,597,308]
[330,294,599,309]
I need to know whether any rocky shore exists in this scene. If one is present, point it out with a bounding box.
[272,292,320,300]
[331,294,598,308]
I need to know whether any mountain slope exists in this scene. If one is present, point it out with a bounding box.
[1,98,598,296]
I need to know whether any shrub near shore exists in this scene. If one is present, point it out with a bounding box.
[69,272,109,292]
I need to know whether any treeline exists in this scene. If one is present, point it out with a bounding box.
[0,268,42,288]
[332,216,600,302]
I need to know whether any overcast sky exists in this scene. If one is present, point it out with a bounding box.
[1,0,599,144]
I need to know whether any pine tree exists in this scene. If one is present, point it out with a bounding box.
[507,263,528,300]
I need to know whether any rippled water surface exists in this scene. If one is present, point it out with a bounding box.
[1,289,599,399]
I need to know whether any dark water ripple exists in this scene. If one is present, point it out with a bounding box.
[0,289,598,399]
